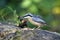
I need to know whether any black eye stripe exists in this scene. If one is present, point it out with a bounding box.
[23,15,32,17]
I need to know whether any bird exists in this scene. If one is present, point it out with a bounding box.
[23,13,46,29]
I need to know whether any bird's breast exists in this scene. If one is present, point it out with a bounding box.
[27,18,41,26]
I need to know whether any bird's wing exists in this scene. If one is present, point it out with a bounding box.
[32,17,46,24]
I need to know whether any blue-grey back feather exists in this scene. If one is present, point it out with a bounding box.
[32,16,46,24]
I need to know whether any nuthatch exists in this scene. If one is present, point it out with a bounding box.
[23,13,46,29]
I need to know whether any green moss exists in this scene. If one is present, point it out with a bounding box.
[27,21,37,28]
[41,26,51,30]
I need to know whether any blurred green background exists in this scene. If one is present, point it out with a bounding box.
[0,0,60,33]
